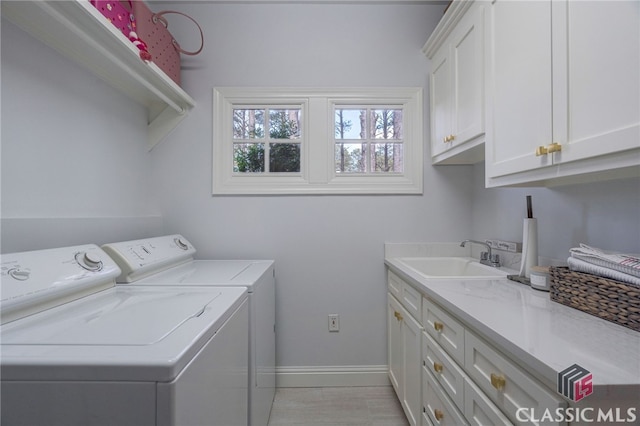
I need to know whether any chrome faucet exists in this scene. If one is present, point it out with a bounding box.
[460,240,501,267]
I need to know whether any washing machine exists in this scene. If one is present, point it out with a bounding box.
[1,244,249,426]
[102,235,276,426]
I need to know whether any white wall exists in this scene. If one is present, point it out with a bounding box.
[470,164,640,261]
[150,3,470,375]
[1,20,163,252]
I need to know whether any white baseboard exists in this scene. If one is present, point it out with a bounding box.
[276,365,390,388]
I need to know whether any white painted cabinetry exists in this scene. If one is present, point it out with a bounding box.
[423,2,486,165]
[388,272,423,426]
[485,0,640,186]
[388,270,567,426]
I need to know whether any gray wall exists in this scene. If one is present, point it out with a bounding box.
[470,164,640,261]
[1,19,163,251]
[150,3,465,369]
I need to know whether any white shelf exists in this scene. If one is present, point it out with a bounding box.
[2,0,196,150]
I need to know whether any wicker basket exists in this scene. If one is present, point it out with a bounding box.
[549,267,640,332]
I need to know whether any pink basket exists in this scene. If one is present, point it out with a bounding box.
[90,0,135,38]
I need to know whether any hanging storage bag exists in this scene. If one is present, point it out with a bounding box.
[132,1,204,86]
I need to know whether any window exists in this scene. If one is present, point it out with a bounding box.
[334,107,404,174]
[233,108,302,173]
[213,87,423,195]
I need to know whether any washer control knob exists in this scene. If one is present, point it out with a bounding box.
[8,268,30,281]
[75,252,103,271]
[174,238,189,250]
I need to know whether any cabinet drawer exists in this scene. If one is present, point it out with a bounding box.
[423,365,468,426]
[388,271,403,301]
[464,377,512,426]
[464,332,566,425]
[423,332,465,410]
[402,281,422,320]
[423,297,465,365]
[388,271,422,320]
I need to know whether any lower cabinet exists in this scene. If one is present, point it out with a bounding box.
[388,277,423,426]
[388,294,403,392]
[388,270,567,426]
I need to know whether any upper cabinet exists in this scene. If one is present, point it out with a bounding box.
[2,0,196,150]
[423,1,486,165]
[485,0,640,187]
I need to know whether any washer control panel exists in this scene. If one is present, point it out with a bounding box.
[102,234,196,283]
[1,245,121,324]
[75,251,104,271]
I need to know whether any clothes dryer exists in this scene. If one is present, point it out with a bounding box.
[1,244,249,426]
[102,235,276,426]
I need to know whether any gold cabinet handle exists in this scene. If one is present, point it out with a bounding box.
[536,142,562,156]
[433,362,443,373]
[547,142,562,153]
[535,145,548,156]
[394,311,403,322]
[433,321,444,332]
[490,373,506,391]
[434,408,445,421]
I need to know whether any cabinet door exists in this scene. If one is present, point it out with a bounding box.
[451,5,484,146]
[402,308,423,426]
[388,294,404,395]
[430,47,453,159]
[485,0,553,179]
[552,0,640,164]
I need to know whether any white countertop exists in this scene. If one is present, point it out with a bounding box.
[385,255,640,389]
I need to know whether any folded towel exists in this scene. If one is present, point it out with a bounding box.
[567,257,640,287]
[570,244,640,278]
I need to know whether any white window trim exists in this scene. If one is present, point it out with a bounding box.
[213,87,423,195]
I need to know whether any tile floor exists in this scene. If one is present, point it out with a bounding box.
[267,386,410,426]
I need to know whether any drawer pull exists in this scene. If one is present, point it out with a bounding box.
[433,321,444,332]
[394,311,403,322]
[433,362,443,373]
[535,145,548,156]
[434,408,445,421]
[491,373,506,391]
[547,142,562,153]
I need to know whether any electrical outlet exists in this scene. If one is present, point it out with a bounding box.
[328,314,339,332]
